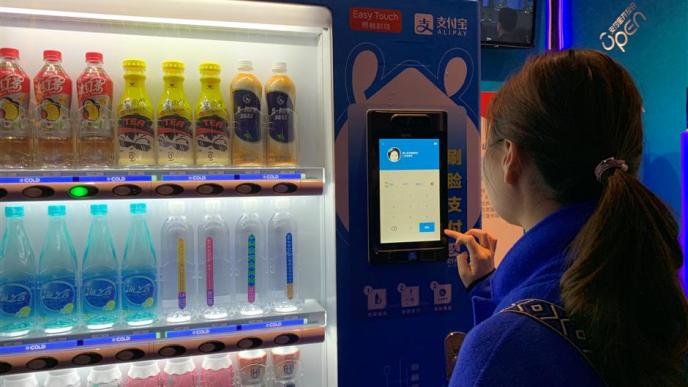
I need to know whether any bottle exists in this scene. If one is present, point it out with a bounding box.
[271,346,300,382]
[38,205,78,334]
[34,50,74,168]
[162,357,197,387]
[195,62,230,166]
[198,200,231,319]
[0,206,35,337]
[237,350,268,387]
[121,203,157,326]
[230,60,264,166]
[87,365,123,387]
[44,369,80,387]
[157,60,193,167]
[0,47,31,169]
[268,199,302,313]
[82,204,119,330]
[201,354,233,387]
[160,201,195,323]
[2,373,38,387]
[77,52,114,168]
[125,361,161,387]
[266,62,297,166]
[117,59,155,167]
[235,199,266,316]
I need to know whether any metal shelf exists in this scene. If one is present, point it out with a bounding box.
[0,300,325,375]
[0,167,325,202]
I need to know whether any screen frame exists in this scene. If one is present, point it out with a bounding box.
[367,110,448,261]
[480,0,537,48]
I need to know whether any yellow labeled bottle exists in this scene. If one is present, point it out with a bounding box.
[266,62,297,166]
[230,60,263,166]
[195,62,230,166]
[117,59,155,167]
[157,60,193,167]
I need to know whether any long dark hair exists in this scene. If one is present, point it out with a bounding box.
[488,49,688,386]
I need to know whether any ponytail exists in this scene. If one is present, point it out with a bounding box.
[561,170,688,387]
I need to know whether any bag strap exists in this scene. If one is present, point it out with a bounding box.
[500,298,606,385]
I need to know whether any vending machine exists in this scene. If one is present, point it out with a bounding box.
[0,0,480,386]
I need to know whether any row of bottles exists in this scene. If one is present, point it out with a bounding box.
[1,346,301,386]
[0,199,301,337]
[0,48,297,169]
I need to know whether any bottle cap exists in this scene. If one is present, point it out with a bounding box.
[202,353,232,371]
[272,62,287,73]
[130,203,147,215]
[5,206,24,218]
[2,373,38,387]
[0,47,19,59]
[162,60,185,74]
[85,52,103,63]
[204,199,221,213]
[168,200,186,214]
[237,60,253,72]
[45,369,80,386]
[128,361,160,379]
[274,198,290,211]
[88,364,122,384]
[242,198,259,212]
[164,357,196,375]
[90,204,108,216]
[122,58,146,71]
[43,50,62,61]
[271,346,300,357]
[48,205,66,217]
[238,349,268,362]
[199,61,221,74]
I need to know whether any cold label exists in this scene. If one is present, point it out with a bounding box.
[158,114,192,151]
[233,90,261,143]
[123,275,155,308]
[196,115,229,152]
[40,280,75,313]
[267,91,294,143]
[83,278,117,310]
[0,283,31,316]
[118,113,154,151]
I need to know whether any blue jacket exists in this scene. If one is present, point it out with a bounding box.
[450,202,604,387]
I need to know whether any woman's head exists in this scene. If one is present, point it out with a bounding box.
[487,49,688,386]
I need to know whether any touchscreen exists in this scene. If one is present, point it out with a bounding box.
[379,138,441,244]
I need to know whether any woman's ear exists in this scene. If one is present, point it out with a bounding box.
[502,139,523,186]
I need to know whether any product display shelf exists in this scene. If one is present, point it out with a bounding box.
[0,167,325,201]
[0,299,325,376]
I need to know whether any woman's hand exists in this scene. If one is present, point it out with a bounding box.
[444,229,497,288]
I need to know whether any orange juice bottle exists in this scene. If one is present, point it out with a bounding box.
[230,60,263,166]
[265,62,297,166]
[195,62,230,166]
[117,59,155,167]
[157,60,193,167]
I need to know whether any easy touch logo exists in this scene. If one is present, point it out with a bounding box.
[599,1,647,53]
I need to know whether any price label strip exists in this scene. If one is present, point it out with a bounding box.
[165,325,238,339]
[82,332,158,347]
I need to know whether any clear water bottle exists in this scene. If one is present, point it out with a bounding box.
[0,206,36,337]
[268,198,302,313]
[198,200,232,320]
[122,203,157,326]
[38,205,78,334]
[160,201,195,323]
[82,204,119,330]
[235,199,267,316]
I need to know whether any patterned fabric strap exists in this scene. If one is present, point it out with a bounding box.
[500,299,606,384]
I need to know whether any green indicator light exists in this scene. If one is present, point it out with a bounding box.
[69,186,90,198]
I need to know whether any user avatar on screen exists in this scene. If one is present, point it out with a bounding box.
[387,147,400,162]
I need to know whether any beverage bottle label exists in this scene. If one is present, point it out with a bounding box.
[233,90,261,142]
[267,91,294,143]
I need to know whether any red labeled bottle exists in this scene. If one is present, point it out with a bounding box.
[0,47,31,168]
[77,52,114,168]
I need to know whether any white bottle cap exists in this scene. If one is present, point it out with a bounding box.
[3,373,38,387]
[271,346,300,357]
[242,198,259,212]
[44,369,80,387]
[168,200,186,215]
[202,353,233,371]
[272,62,287,73]
[205,199,222,213]
[274,197,290,211]
[237,60,253,72]
[164,357,196,375]
[88,364,122,384]
[238,349,268,362]
[128,361,160,379]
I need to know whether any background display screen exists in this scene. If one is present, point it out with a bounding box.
[379,138,441,244]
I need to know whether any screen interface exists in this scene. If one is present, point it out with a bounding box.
[379,138,441,244]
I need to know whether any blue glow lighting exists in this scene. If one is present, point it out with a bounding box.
[82,333,157,347]
[166,325,238,339]
[240,318,306,331]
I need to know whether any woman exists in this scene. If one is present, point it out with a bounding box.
[445,49,688,386]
